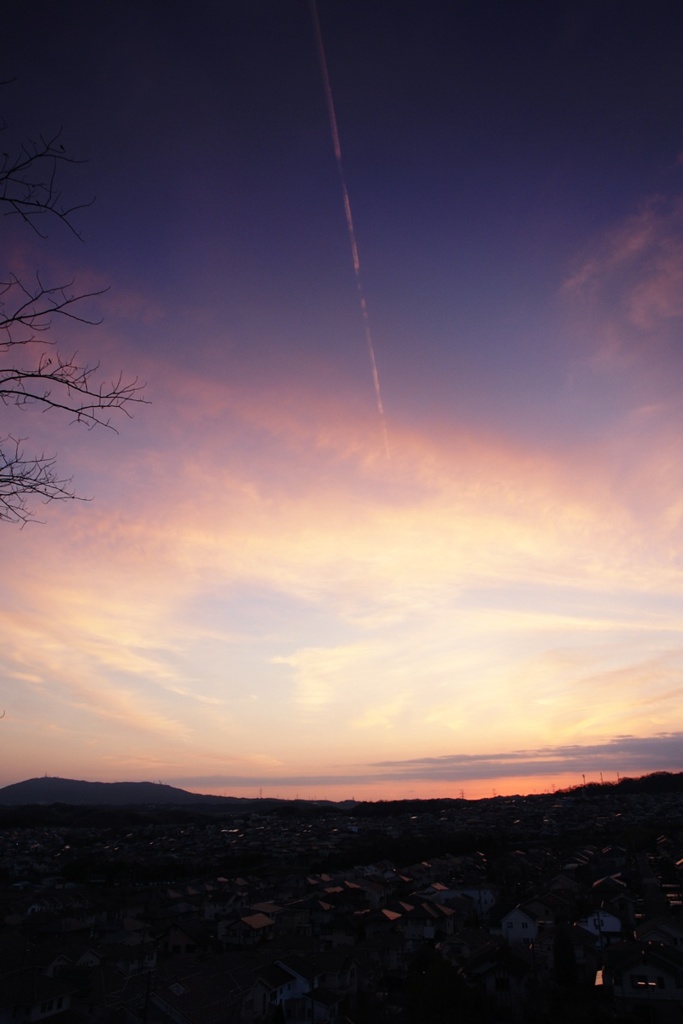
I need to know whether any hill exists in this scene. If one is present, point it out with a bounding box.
[0,776,227,807]
[1,770,681,810]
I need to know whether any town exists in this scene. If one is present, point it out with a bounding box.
[1,775,682,1022]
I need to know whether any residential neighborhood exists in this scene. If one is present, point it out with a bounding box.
[0,779,682,1022]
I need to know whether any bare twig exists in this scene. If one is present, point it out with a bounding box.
[0,115,147,523]
[0,128,94,238]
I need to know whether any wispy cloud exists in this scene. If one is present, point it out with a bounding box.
[167,733,683,792]
[564,195,683,373]
[370,733,683,781]
[2,359,683,786]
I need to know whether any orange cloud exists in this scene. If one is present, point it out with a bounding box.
[3,310,683,788]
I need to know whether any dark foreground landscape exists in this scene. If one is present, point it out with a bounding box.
[1,772,682,1023]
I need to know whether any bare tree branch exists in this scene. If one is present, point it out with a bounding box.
[0,274,106,344]
[0,113,147,524]
[0,128,94,238]
[0,435,78,525]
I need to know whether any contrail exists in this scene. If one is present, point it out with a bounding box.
[310,0,390,459]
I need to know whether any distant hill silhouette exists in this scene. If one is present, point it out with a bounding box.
[572,770,683,797]
[1,770,681,809]
[0,776,230,807]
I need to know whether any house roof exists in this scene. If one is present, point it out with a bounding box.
[308,949,358,973]
[275,953,320,985]
[256,962,296,991]
[503,903,542,922]
[240,912,275,930]
[311,987,343,1009]
[636,913,683,942]
[153,955,256,1023]
[466,939,532,978]
[0,969,79,1010]
[603,940,683,974]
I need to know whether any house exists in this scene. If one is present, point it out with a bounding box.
[393,899,456,948]
[464,939,537,1023]
[253,955,332,1022]
[636,914,683,951]
[447,884,499,921]
[567,923,603,985]
[599,845,628,873]
[525,890,574,923]
[356,877,387,909]
[253,963,301,1019]
[285,987,344,1023]
[98,941,158,976]
[309,949,360,1004]
[577,908,625,947]
[591,875,638,927]
[45,946,103,976]
[501,903,546,945]
[219,910,275,947]
[355,931,408,982]
[548,871,582,899]
[0,970,77,1023]
[398,901,441,947]
[599,940,683,1023]
[442,926,494,965]
[275,953,321,995]
[255,899,312,938]
[202,890,240,920]
[355,907,402,940]
[161,920,212,955]
[151,953,256,1024]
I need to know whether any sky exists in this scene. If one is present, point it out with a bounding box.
[1,0,683,801]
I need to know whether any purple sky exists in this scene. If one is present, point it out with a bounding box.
[1,1,682,799]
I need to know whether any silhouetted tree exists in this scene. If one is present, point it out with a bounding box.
[403,947,493,1023]
[553,923,578,987]
[0,116,145,523]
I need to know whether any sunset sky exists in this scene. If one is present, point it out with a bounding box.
[1,0,683,801]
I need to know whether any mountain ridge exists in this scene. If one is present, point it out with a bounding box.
[1,770,681,808]
[0,776,230,806]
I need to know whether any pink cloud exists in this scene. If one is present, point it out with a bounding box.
[564,196,683,374]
